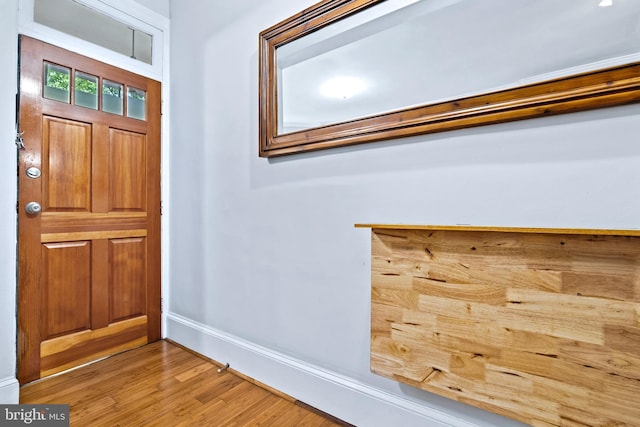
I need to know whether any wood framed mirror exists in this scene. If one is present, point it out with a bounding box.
[259,0,640,157]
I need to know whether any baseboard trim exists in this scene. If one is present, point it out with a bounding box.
[0,377,19,404]
[166,312,483,427]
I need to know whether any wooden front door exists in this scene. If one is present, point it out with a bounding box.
[17,36,161,384]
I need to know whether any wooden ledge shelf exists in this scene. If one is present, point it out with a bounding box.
[359,224,640,426]
[355,223,640,236]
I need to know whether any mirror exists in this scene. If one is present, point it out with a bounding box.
[259,0,640,157]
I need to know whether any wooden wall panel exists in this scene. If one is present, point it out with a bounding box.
[42,117,91,211]
[109,129,146,211]
[109,237,147,323]
[368,227,640,426]
[41,242,91,340]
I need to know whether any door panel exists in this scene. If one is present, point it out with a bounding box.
[110,237,147,323]
[41,242,91,339]
[42,117,92,211]
[109,130,146,211]
[39,316,148,378]
[18,35,161,383]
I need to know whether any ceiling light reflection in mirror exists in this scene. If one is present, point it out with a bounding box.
[275,0,640,135]
[320,76,367,99]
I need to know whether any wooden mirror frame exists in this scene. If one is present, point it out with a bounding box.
[259,0,640,158]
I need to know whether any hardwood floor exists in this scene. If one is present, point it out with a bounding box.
[20,340,351,427]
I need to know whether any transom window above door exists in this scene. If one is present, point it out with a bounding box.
[43,61,147,120]
[34,0,153,65]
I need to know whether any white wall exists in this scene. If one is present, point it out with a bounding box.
[0,0,19,404]
[122,0,170,18]
[168,0,640,425]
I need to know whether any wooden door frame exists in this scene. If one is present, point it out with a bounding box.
[15,0,171,365]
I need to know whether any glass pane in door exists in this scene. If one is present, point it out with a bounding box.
[43,62,70,103]
[102,80,123,115]
[74,72,98,110]
[127,88,146,120]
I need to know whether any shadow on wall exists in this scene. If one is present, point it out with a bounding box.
[249,102,640,189]
[251,100,640,181]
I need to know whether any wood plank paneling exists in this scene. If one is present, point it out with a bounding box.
[368,227,640,426]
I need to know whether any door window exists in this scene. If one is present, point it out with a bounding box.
[42,63,147,120]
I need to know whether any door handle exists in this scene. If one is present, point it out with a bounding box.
[25,202,42,215]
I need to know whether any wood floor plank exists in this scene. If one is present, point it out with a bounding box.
[20,340,351,427]
[237,398,294,426]
[193,374,244,404]
[221,393,282,426]
[271,403,323,425]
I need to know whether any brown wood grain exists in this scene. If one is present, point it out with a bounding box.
[42,117,92,211]
[110,238,146,323]
[356,223,640,236]
[40,316,148,378]
[91,239,110,330]
[17,35,162,383]
[22,341,351,427]
[109,129,147,211]
[17,35,45,384]
[42,229,147,243]
[368,227,640,426]
[41,242,91,340]
[40,213,147,234]
[91,122,110,213]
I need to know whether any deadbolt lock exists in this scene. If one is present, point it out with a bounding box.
[26,167,41,179]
